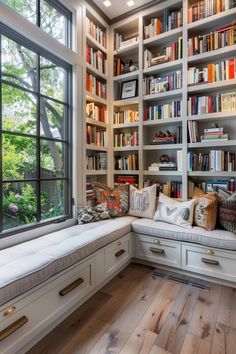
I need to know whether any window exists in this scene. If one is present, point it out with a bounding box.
[0,24,72,236]
[1,0,72,47]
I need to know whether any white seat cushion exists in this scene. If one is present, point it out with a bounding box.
[132,218,236,251]
[0,216,136,306]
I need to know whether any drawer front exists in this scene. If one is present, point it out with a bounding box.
[0,259,93,352]
[182,245,236,282]
[135,234,181,268]
[105,235,131,275]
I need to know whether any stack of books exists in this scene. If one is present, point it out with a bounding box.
[188,0,236,24]
[87,125,106,147]
[87,153,107,171]
[188,58,236,85]
[200,127,229,142]
[86,73,107,99]
[114,131,139,147]
[188,150,235,171]
[86,44,107,74]
[144,180,182,198]
[144,8,182,39]
[115,175,138,187]
[86,103,107,123]
[144,37,183,68]
[143,71,182,95]
[144,101,182,120]
[188,23,236,56]
[115,154,138,171]
[148,162,177,171]
[114,33,138,50]
[86,178,96,206]
[188,91,236,115]
[114,110,139,125]
[151,135,176,145]
[86,18,106,48]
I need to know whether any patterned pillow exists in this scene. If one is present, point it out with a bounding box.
[214,187,236,234]
[93,182,129,217]
[193,187,218,231]
[153,193,196,228]
[77,203,110,224]
[128,184,157,219]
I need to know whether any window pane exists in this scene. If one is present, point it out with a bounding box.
[2,35,37,90]
[2,0,36,24]
[40,98,65,139]
[41,180,65,219]
[2,84,37,135]
[2,134,36,180]
[40,140,65,178]
[40,57,65,102]
[3,182,37,231]
[40,0,67,45]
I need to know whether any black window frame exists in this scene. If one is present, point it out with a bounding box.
[0,22,73,238]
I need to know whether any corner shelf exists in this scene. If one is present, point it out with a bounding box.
[143,170,182,176]
[113,146,139,152]
[188,171,236,177]
[188,140,236,149]
[86,144,107,152]
[143,59,183,75]
[113,42,139,56]
[143,89,182,102]
[86,33,107,54]
[86,63,107,81]
[143,27,182,47]
[86,117,107,128]
[113,98,139,107]
[143,118,182,126]
[143,144,183,150]
[113,122,139,129]
[86,92,107,105]
[86,170,108,176]
[113,70,139,82]
[113,170,139,175]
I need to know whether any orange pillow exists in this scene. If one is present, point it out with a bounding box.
[193,187,218,231]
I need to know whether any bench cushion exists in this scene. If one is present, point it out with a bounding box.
[0,216,136,306]
[132,218,236,250]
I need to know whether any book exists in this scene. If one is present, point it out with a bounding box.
[87,17,106,48]
[143,71,182,95]
[188,0,236,24]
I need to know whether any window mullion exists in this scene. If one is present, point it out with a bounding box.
[0,33,3,233]
[36,54,41,222]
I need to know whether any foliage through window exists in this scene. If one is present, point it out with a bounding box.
[0,24,72,235]
[1,0,72,46]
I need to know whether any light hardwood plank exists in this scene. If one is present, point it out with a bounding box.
[211,322,236,354]
[217,286,236,329]
[155,285,200,354]
[120,329,157,354]
[188,284,221,342]
[180,333,211,354]
[149,345,172,354]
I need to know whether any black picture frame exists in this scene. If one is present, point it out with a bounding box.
[120,79,138,100]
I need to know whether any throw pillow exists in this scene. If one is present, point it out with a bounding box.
[93,182,129,217]
[153,193,196,228]
[128,184,157,219]
[77,203,110,224]
[193,187,218,231]
[214,186,236,234]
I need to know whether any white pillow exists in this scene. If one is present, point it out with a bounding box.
[153,193,196,228]
[128,184,157,219]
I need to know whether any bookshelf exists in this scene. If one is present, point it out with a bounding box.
[81,0,236,204]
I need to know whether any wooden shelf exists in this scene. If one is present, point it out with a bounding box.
[143,144,183,150]
[86,33,107,54]
[188,44,236,64]
[188,140,236,148]
[86,63,107,81]
[113,146,139,152]
[113,97,139,107]
[143,89,182,102]
[143,59,183,75]
[113,42,139,56]
[143,27,182,47]
[187,112,236,122]
[86,92,107,105]
[113,122,139,129]
[86,118,107,128]
[143,118,182,126]
[86,144,107,152]
[143,170,182,176]
[188,171,236,177]
[187,8,236,31]
[113,170,139,175]
[113,70,139,82]
[188,79,236,94]
[86,170,107,176]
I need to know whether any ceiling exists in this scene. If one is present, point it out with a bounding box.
[92,0,156,20]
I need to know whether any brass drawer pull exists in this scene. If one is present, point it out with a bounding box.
[3,306,16,317]
[59,277,84,296]
[115,249,125,257]
[150,247,165,254]
[0,316,28,342]
[201,258,219,266]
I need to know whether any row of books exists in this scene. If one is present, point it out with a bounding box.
[114,58,125,76]
[188,178,235,197]
[144,8,182,39]
[188,92,236,115]
[188,150,236,171]
[188,58,236,85]
[143,101,182,121]
[115,175,138,187]
[188,23,236,57]
[188,0,236,24]
[144,37,183,68]
[144,180,182,198]
[114,110,139,125]
[86,153,107,171]
[143,71,182,95]
[86,178,96,205]
[86,73,107,99]
[114,33,138,51]
[148,161,177,172]
[188,122,229,143]
[86,17,106,48]
[86,103,107,123]
[86,44,107,74]
[87,125,106,147]
[114,131,139,147]
[114,154,138,171]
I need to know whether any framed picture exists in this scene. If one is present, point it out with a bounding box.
[120,79,138,100]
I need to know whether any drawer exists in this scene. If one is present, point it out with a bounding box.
[135,234,181,268]
[182,245,236,282]
[105,235,132,275]
[0,259,93,353]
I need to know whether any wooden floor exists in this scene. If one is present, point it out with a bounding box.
[28,263,236,354]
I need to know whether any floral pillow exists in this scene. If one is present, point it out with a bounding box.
[93,182,129,217]
[77,203,110,224]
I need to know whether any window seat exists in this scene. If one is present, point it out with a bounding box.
[0,216,136,307]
